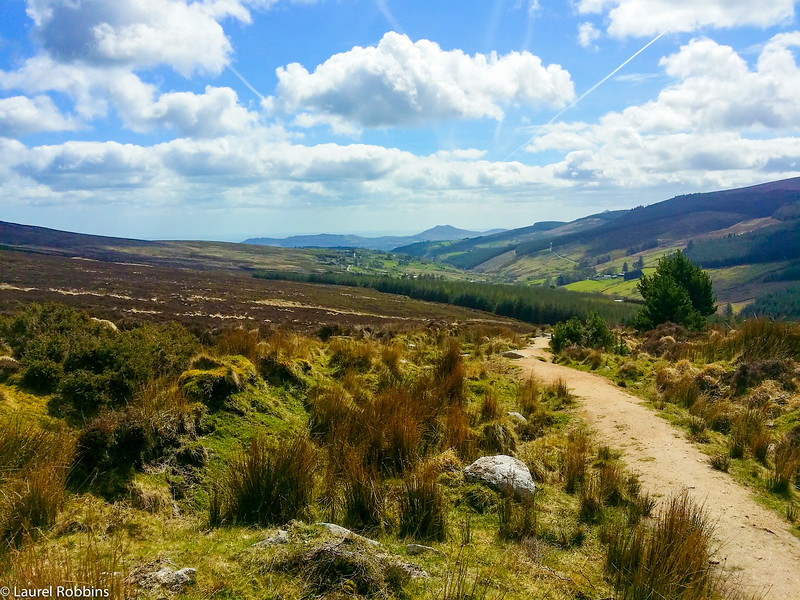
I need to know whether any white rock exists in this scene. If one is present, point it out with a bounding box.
[406,544,442,556]
[315,522,381,547]
[507,411,528,424]
[463,455,536,501]
[252,530,289,546]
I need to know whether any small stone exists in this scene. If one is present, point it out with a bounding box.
[315,522,381,547]
[406,544,442,556]
[253,530,289,546]
[507,411,528,424]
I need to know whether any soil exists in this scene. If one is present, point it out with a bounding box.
[514,338,800,600]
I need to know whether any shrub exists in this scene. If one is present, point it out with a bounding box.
[212,432,317,526]
[551,312,613,354]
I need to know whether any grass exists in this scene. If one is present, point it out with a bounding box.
[3,302,752,600]
[605,491,719,600]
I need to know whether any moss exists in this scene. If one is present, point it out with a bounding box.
[179,355,259,410]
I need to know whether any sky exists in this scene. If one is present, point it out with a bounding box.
[1,0,800,241]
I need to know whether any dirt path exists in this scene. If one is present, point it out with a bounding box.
[513,339,800,600]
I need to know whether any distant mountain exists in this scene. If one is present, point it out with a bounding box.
[241,225,506,252]
[396,177,800,304]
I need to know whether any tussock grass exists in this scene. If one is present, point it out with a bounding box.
[606,491,719,600]
[0,416,74,549]
[211,431,317,527]
[563,429,590,494]
[398,467,447,542]
[1,533,130,599]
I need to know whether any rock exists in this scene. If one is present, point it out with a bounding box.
[406,544,442,556]
[253,530,289,546]
[90,317,118,332]
[507,411,528,424]
[463,455,535,501]
[502,351,525,359]
[315,522,381,547]
[129,563,196,593]
[0,356,20,372]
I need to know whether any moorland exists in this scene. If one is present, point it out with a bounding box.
[0,178,800,600]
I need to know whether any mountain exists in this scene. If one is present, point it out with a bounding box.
[241,225,506,252]
[396,178,800,305]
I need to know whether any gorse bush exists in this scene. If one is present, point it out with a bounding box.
[551,312,613,354]
[0,303,198,414]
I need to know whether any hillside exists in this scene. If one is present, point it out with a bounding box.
[399,178,800,307]
[242,224,506,251]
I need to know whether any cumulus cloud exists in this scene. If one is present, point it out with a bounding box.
[0,58,260,138]
[577,0,796,37]
[0,95,80,136]
[25,0,248,76]
[265,32,575,128]
[526,32,800,189]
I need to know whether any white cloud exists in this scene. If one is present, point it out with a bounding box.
[0,95,80,136]
[578,22,601,48]
[0,58,260,138]
[265,32,575,128]
[25,0,248,76]
[526,33,800,189]
[577,0,796,37]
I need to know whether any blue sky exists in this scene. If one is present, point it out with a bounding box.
[1,0,799,240]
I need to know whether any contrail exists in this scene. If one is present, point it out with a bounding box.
[226,64,265,102]
[375,0,404,33]
[504,29,669,160]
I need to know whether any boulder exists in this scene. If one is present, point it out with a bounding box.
[463,455,535,501]
[502,351,525,359]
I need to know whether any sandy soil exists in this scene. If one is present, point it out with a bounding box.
[513,338,800,600]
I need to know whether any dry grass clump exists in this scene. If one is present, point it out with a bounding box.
[340,451,386,533]
[728,409,770,461]
[605,491,719,600]
[216,327,261,362]
[210,432,317,527]
[768,434,800,492]
[1,533,130,599]
[398,467,447,542]
[0,417,74,549]
[563,428,590,494]
[278,537,412,599]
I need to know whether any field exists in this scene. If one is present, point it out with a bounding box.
[0,248,517,333]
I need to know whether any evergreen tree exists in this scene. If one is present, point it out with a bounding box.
[633,251,716,331]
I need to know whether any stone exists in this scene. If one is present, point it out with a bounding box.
[502,351,525,359]
[406,544,442,556]
[463,455,535,501]
[507,411,528,424]
[315,522,381,547]
[130,564,196,593]
[253,530,289,546]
